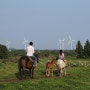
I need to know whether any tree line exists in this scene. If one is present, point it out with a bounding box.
[0,39,90,59]
[76,40,90,58]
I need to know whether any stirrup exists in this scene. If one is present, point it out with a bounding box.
[33,64,37,67]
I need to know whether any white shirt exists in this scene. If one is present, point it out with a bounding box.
[59,53,64,58]
[26,45,34,56]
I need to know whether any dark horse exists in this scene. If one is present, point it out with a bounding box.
[18,54,39,79]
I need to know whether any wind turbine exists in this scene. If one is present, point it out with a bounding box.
[6,40,11,50]
[68,35,75,50]
[23,37,29,50]
[59,39,65,50]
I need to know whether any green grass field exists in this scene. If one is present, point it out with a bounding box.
[0,57,90,90]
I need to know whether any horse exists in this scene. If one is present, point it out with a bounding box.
[46,59,56,77]
[56,59,67,77]
[18,54,39,79]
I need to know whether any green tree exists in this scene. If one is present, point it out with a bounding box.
[76,40,84,58]
[84,40,90,58]
[0,44,9,59]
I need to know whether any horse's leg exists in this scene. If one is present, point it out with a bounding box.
[31,68,34,79]
[59,69,61,77]
[46,68,50,77]
[64,68,66,76]
[51,68,53,77]
[46,69,47,76]
[48,68,50,77]
[57,68,60,76]
[29,69,33,78]
[18,60,23,79]
[20,68,25,79]
[19,67,22,79]
[22,67,27,79]
[19,66,25,80]
[60,68,63,77]
[46,68,49,77]
[46,68,48,77]
[29,69,31,78]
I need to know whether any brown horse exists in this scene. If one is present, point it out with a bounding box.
[46,59,56,77]
[18,54,39,79]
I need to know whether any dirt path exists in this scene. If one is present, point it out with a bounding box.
[0,73,75,83]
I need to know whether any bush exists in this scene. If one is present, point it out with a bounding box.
[0,44,9,59]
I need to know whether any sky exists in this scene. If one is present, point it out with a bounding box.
[0,0,90,50]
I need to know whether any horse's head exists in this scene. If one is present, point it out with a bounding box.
[51,59,57,63]
[34,53,40,63]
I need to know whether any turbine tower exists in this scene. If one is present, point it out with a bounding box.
[23,37,29,50]
[59,39,65,50]
[6,40,11,50]
[68,35,75,50]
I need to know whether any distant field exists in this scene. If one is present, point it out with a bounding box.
[0,57,90,90]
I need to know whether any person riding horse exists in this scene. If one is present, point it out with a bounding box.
[18,42,39,79]
[56,50,66,62]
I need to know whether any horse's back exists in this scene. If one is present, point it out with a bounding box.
[46,59,56,69]
[18,56,29,67]
[56,59,66,68]
[46,62,52,68]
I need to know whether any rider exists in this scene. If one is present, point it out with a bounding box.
[56,49,65,62]
[26,42,37,67]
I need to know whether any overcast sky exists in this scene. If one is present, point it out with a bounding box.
[0,0,90,50]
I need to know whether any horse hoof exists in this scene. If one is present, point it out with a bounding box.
[31,77,34,79]
[46,75,49,78]
[19,78,22,80]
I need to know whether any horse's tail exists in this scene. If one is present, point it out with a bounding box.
[18,57,24,79]
[18,57,22,72]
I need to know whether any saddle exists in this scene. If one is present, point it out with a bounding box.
[28,56,33,62]
[25,56,33,66]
